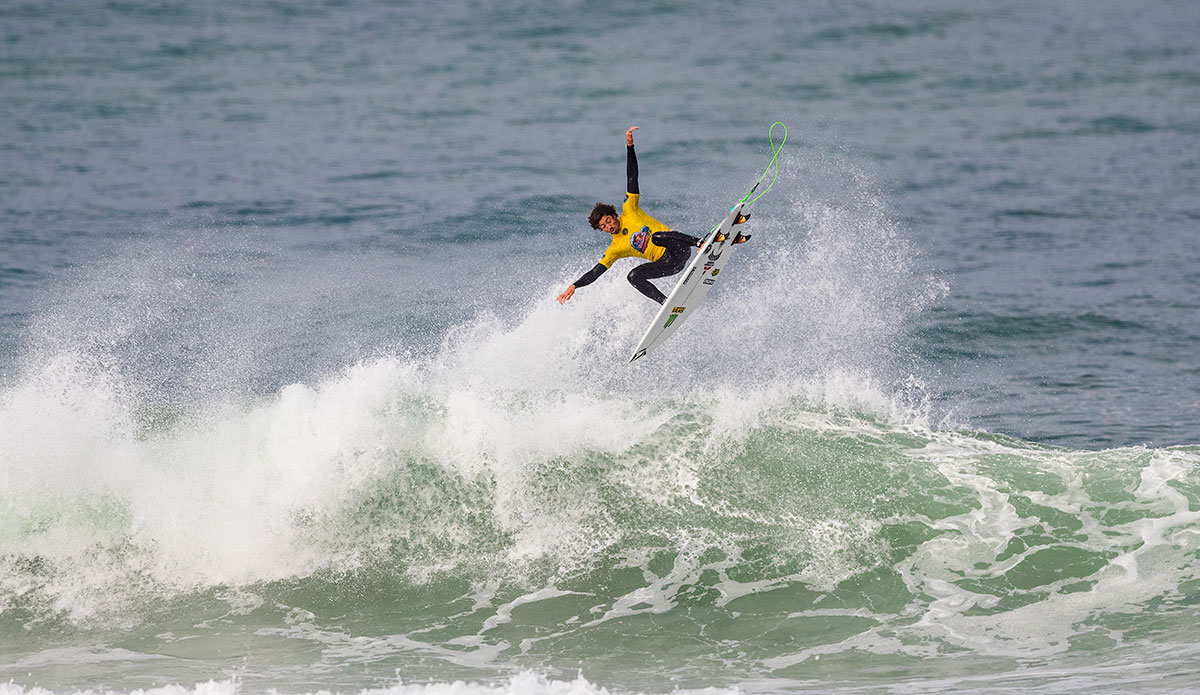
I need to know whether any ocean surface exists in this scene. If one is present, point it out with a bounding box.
[3,1,1200,693]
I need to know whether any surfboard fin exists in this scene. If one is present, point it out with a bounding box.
[712,213,752,243]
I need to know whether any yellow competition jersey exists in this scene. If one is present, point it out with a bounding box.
[598,193,670,267]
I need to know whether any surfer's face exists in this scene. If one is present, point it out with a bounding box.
[597,214,618,234]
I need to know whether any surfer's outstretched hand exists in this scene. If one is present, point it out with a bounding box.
[557,285,576,304]
[626,126,638,146]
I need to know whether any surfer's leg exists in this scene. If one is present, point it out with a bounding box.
[627,243,690,304]
[652,230,701,247]
[627,267,668,304]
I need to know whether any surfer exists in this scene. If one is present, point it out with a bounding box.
[557,126,748,305]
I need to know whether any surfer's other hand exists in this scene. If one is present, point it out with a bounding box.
[557,285,576,304]
[626,126,638,146]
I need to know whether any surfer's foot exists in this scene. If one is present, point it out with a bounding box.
[733,233,751,244]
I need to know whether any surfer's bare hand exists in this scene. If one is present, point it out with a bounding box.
[557,285,576,304]
[626,126,638,146]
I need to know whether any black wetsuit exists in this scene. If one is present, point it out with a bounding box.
[624,231,700,304]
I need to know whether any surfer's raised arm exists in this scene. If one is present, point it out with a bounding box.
[626,126,639,194]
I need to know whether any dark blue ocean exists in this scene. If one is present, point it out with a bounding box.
[3,1,1200,693]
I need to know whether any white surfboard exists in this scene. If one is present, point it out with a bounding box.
[628,202,747,362]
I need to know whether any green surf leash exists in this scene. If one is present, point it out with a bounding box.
[742,121,788,204]
[703,122,789,236]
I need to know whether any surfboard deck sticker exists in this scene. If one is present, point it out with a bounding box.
[628,202,747,362]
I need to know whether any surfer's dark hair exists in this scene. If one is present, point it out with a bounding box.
[588,203,617,229]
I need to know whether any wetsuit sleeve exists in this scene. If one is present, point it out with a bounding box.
[573,262,608,289]
[626,145,639,195]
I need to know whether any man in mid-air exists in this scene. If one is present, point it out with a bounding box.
[557,126,747,306]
